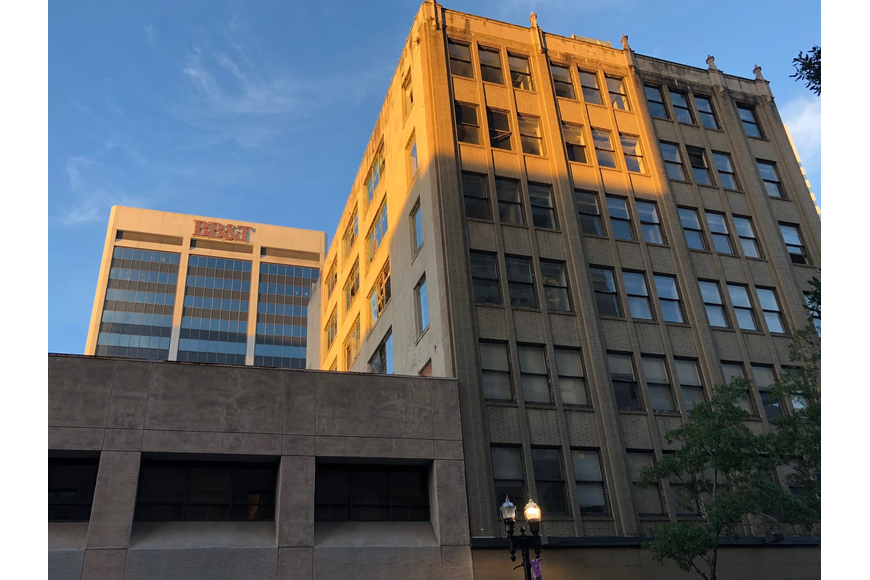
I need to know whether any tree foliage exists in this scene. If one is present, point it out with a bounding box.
[791,46,821,96]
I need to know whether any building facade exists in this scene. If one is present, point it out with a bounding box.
[86,206,326,369]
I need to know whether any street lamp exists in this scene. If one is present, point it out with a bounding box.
[500,496,543,580]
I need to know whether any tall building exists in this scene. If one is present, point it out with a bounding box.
[86,206,326,369]
[314,0,820,574]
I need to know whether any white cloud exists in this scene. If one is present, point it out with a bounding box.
[56,155,144,225]
[781,96,821,172]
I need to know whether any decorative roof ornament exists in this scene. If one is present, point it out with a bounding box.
[530,12,538,28]
[706,55,717,71]
[621,34,630,50]
[753,64,765,81]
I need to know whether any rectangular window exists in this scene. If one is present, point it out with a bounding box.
[721,362,755,415]
[369,330,394,374]
[366,201,389,262]
[694,95,719,129]
[643,357,675,411]
[644,85,668,119]
[621,134,644,173]
[737,104,762,138]
[698,280,727,327]
[462,172,490,220]
[408,138,418,177]
[756,287,785,334]
[627,452,664,515]
[49,457,99,521]
[727,284,758,331]
[757,160,784,198]
[675,359,705,411]
[496,178,524,225]
[660,142,685,180]
[506,256,537,308]
[519,345,551,403]
[592,129,617,168]
[636,201,663,244]
[488,108,512,151]
[606,76,629,110]
[550,63,575,99]
[491,447,525,510]
[455,102,480,145]
[687,147,712,185]
[518,115,544,156]
[779,223,808,264]
[751,365,781,419]
[345,317,360,368]
[402,73,413,118]
[555,348,588,406]
[448,40,473,78]
[369,259,391,324]
[563,123,587,163]
[481,341,512,400]
[478,46,504,84]
[590,267,620,317]
[654,275,684,323]
[608,353,641,410]
[528,183,557,229]
[470,251,502,305]
[669,91,694,124]
[679,208,706,251]
[411,200,423,252]
[344,260,359,310]
[541,260,571,312]
[343,209,358,259]
[326,309,337,349]
[315,464,429,522]
[575,190,603,235]
[415,276,429,336]
[712,152,739,190]
[509,53,533,90]
[733,216,760,258]
[366,148,385,203]
[579,70,602,105]
[532,448,568,515]
[572,449,607,514]
[326,262,337,300]
[135,459,277,521]
[606,196,634,240]
[622,271,652,320]
[705,211,733,254]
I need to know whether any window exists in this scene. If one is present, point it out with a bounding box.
[627,452,664,515]
[326,262,337,299]
[478,46,504,84]
[678,208,706,250]
[606,196,634,240]
[606,76,629,110]
[491,447,525,511]
[326,309,337,348]
[448,40,473,78]
[506,256,537,308]
[590,267,620,317]
[415,276,429,336]
[481,342,512,400]
[687,147,712,185]
[721,362,754,415]
[528,184,557,229]
[694,95,719,129]
[135,459,277,521]
[757,160,784,198]
[660,142,685,180]
[532,448,568,515]
[712,152,739,190]
[737,104,762,138]
[49,457,99,521]
[575,190,603,235]
[518,115,544,155]
[654,275,684,323]
[579,70,602,105]
[572,450,607,514]
[623,271,652,320]
[705,212,733,254]
[675,359,705,411]
[550,63,574,99]
[636,201,663,244]
[608,353,641,410]
[462,172,490,220]
[642,357,675,411]
[804,291,821,335]
[592,129,617,168]
[496,178,524,225]
[369,259,391,324]
[345,317,360,368]
[698,281,727,327]
[342,209,358,259]
[344,260,359,310]
[315,464,429,522]
[519,345,550,403]
[509,54,533,90]
[455,102,480,145]
[419,360,433,377]
[411,200,423,253]
[366,201,389,262]
[669,90,694,124]
[408,137,418,178]
[751,365,781,419]
[366,148,385,203]
[621,134,644,173]
[487,108,512,151]
[779,223,808,264]
[470,252,501,305]
[369,331,394,374]
[555,348,588,406]
[756,287,785,334]
[541,260,571,312]
[644,85,668,119]
[727,284,757,331]
[402,73,413,118]
[563,123,587,163]
[733,216,760,258]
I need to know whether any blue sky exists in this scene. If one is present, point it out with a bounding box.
[48,0,821,355]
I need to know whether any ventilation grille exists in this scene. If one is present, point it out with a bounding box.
[261,247,320,262]
[190,239,254,254]
[115,230,184,246]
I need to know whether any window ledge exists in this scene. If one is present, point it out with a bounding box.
[664,322,692,329]
[598,166,623,174]
[524,403,557,409]
[631,318,659,326]
[618,409,647,416]
[568,160,591,167]
[563,405,595,412]
[485,400,518,407]
[768,196,792,202]
[501,223,529,231]
[579,516,614,522]
[639,516,670,522]
[599,315,627,322]
[414,326,430,346]
[654,411,682,417]
[738,330,765,336]
[512,306,542,313]
[458,141,487,151]
[549,310,576,317]
[582,233,609,240]
[687,248,713,255]
[769,332,792,338]
[534,227,562,233]
[710,327,736,333]
[697,184,720,192]
[615,238,641,245]
[745,256,768,263]
[668,178,693,185]
[475,302,506,310]
[724,188,744,194]
[746,135,769,142]
[523,153,549,160]
[466,217,495,225]
[677,122,698,127]
[704,127,726,134]
[514,88,537,95]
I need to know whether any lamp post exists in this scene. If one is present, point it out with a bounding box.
[500,496,542,580]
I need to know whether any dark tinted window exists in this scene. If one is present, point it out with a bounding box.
[49,457,100,521]
[315,464,429,522]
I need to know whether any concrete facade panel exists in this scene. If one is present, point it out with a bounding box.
[434,459,472,546]
[313,546,443,580]
[557,99,584,124]
[86,451,140,549]
[467,220,498,252]
[432,380,464,440]
[601,319,631,351]
[81,548,126,580]
[712,330,743,362]
[600,168,627,194]
[49,356,115,428]
[141,430,282,456]
[483,83,511,110]
[48,550,84,580]
[277,455,315,547]
[452,77,479,104]
[524,155,551,182]
[647,246,675,273]
[526,408,562,445]
[614,110,638,134]
[743,334,772,362]
[459,144,489,173]
[492,150,519,175]
[512,309,546,343]
[570,163,599,189]
[314,435,434,459]
[124,548,278,580]
[278,547,313,580]
[500,224,531,255]
[586,106,611,129]
[103,428,142,451]
[698,185,725,211]
[565,411,601,446]
[549,313,581,347]
[486,405,521,443]
[107,360,151,429]
[634,322,666,354]
[476,306,509,339]
[535,230,565,260]
[284,371,317,435]
[615,241,645,270]
[666,326,698,357]
[584,237,614,266]
[656,416,684,449]
[49,426,105,451]
[618,415,653,449]
[514,90,540,115]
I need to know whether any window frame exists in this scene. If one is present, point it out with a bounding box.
[620,134,644,173]
[756,287,786,334]
[505,255,538,309]
[572,448,609,515]
[590,267,621,317]
[448,39,474,78]
[732,216,761,258]
[402,72,414,119]
[49,456,100,522]
[491,446,526,511]
[314,463,430,522]
[606,196,635,241]
[540,259,572,312]
[366,200,389,263]
[687,147,713,186]
[779,223,809,264]
[674,359,706,412]
[622,270,653,320]
[653,274,684,324]
[478,45,505,85]
[578,69,603,105]
[518,344,552,404]
[694,95,719,129]
[454,102,481,145]
[563,123,588,164]
[469,251,502,305]
[698,280,728,328]
[344,260,360,311]
[726,283,758,331]
[678,207,707,251]
[642,355,676,412]
[627,451,665,515]
[528,183,558,230]
[592,128,617,169]
[757,160,785,198]
[414,275,429,337]
[344,316,360,369]
[660,141,686,181]
[644,84,669,119]
[704,211,734,255]
[509,53,534,91]
[368,330,394,374]
[531,447,569,516]
[574,190,604,236]
[554,348,589,406]
[369,258,391,326]
[751,364,782,419]
[495,177,525,226]
[461,172,491,221]
[737,104,763,138]
[411,199,424,254]
[487,108,513,151]
[608,352,642,410]
[550,62,575,99]
[712,151,740,190]
[518,114,544,156]
[480,341,513,401]
[636,200,664,245]
[721,361,756,415]
[669,90,695,124]
[606,75,630,110]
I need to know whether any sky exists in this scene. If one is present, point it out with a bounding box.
[48,0,821,355]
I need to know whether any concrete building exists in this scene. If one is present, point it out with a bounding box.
[86,206,326,369]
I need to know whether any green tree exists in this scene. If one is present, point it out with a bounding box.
[791,46,820,95]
